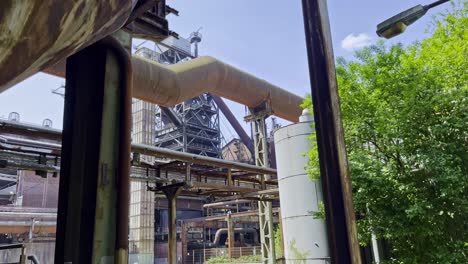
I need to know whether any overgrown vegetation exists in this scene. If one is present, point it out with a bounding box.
[303,3,467,263]
[274,225,283,258]
[205,255,261,264]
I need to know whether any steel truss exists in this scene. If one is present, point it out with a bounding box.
[245,106,276,264]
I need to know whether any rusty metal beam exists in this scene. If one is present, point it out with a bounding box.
[301,0,361,263]
[132,143,276,175]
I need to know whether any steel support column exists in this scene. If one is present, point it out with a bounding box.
[163,185,184,264]
[301,0,361,263]
[227,213,235,258]
[246,109,276,264]
[54,34,132,264]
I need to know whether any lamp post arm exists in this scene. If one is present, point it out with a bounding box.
[426,0,450,10]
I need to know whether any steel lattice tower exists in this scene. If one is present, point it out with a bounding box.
[135,33,221,158]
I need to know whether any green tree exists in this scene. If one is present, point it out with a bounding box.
[303,3,467,263]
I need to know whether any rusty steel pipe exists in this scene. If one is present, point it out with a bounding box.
[0,0,134,92]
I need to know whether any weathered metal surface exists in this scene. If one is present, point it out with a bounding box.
[227,213,235,258]
[301,1,361,263]
[54,36,131,263]
[274,111,330,263]
[0,0,133,92]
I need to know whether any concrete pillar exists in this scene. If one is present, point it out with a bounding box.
[130,99,156,263]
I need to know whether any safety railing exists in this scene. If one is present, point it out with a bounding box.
[185,246,261,264]
[0,244,39,264]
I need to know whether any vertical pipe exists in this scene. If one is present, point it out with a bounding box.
[98,34,133,263]
[301,0,361,263]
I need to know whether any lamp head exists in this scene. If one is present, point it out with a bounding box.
[377,5,428,39]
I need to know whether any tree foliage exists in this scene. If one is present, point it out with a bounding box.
[303,3,467,263]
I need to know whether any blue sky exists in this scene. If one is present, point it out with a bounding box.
[0,0,447,141]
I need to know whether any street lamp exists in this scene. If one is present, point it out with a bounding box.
[376,0,450,39]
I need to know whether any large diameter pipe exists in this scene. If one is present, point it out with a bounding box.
[274,110,330,263]
[44,56,304,123]
[132,56,303,122]
[0,0,134,92]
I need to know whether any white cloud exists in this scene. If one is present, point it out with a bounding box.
[341,33,373,51]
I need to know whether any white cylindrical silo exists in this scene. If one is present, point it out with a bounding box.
[274,110,330,263]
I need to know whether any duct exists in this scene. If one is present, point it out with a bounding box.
[132,56,303,122]
[0,0,134,92]
[44,56,304,122]
[203,199,252,208]
[212,228,259,246]
[0,2,302,123]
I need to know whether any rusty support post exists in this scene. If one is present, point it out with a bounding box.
[181,221,187,264]
[227,213,234,258]
[163,185,183,264]
[301,0,361,263]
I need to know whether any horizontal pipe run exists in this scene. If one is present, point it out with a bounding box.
[0,212,57,219]
[0,119,62,141]
[1,1,302,123]
[131,143,276,175]
[0,244,24,250]
[0,159,60,173]
[0,128,276,176]
[44,57,303,122]
[203,199,252,208]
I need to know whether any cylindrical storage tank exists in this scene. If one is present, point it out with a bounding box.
[274,110,330,263]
